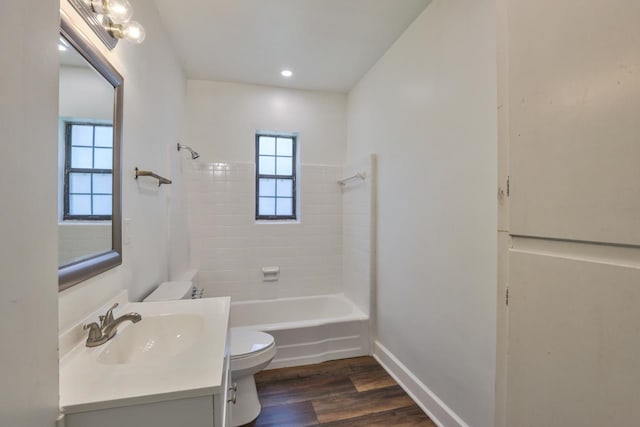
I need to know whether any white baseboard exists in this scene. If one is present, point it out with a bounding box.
[373,340,469,427]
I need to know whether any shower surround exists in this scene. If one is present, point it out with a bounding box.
[186,161,344,301]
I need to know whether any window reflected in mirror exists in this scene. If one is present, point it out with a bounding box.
[64,122,113,220]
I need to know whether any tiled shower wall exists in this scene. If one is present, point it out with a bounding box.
[186,161,344,301]
[342,155,375,316]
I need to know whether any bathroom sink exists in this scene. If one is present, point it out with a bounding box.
[59,296,231,414]
[97,314,205,365]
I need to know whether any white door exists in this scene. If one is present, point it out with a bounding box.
[503,0,640,425]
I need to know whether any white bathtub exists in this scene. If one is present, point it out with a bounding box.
[230,294,370,369]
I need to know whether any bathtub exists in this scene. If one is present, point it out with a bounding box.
[230,294,370,369]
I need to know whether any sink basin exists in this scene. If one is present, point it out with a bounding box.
[97,313,204,365]
[59,296,231,414]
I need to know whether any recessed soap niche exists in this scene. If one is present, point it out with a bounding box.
[262,266,280,282]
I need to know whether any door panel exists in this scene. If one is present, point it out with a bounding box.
[507,249,640,427]
[508,0,640,245]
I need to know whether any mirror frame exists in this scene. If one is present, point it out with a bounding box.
[66,0,119,50]
[59,11,123,291]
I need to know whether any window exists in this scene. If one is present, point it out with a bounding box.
[64,122,113,220]
[256,133,297,220]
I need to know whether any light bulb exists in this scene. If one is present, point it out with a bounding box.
[281,69,293,78]
[120,21,146,44]
[122,21,145,44]
[108,20,146,44]
[91,0,133,24]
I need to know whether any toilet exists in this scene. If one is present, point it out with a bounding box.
[229,328,276,426]
[143,281,276,427]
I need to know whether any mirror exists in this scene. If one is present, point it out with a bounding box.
[59,12,123,291]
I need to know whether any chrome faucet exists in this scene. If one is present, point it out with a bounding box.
[83,303,142,347]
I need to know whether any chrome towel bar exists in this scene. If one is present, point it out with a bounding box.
[135,167,172,186]
[338,172,366,186]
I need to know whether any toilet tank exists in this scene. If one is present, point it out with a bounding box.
[143,281,194,302]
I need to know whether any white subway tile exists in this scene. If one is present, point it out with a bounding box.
[188,160,371,299]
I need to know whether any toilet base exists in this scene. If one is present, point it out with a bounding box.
[230,374,261,427]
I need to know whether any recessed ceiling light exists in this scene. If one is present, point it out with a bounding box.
[281,69,293,78]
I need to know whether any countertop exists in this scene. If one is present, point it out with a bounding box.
[59,296,230,414]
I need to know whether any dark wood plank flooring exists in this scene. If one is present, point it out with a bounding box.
[242,356,436,427]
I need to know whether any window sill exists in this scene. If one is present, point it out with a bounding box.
[58,220,111,225]
[255,219,300,225]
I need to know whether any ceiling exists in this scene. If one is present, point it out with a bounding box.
[153,0,431,92]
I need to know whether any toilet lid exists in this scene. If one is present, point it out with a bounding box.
[143,281,193,302]
[231,329,274,358]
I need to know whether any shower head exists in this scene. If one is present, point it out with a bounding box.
[177,142,200,159]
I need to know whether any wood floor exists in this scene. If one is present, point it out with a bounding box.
[241,356,436,427]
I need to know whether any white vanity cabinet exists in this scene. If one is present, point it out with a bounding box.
[59,296,232,427]
[65,395,218,427]
[64,354,231,427]
[216,352,233,427]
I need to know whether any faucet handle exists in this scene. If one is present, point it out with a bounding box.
[83,322,102,341]
[101,302,119,328]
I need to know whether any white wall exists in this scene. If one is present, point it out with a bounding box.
[0,3,60,427]
[187,80,346,164]
[185,81,347,300]
[59,223,112,266]
[347,1,497,426]
[58,0,188,332]
[59,66,114,120]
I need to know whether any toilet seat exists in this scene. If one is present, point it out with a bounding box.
[231,329,275,359]
[229,329,276,379]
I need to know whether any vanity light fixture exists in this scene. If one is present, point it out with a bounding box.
[281,69,293,78]
[88,0,146,44]
[67,0,145,49]
[89,0,133,24]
